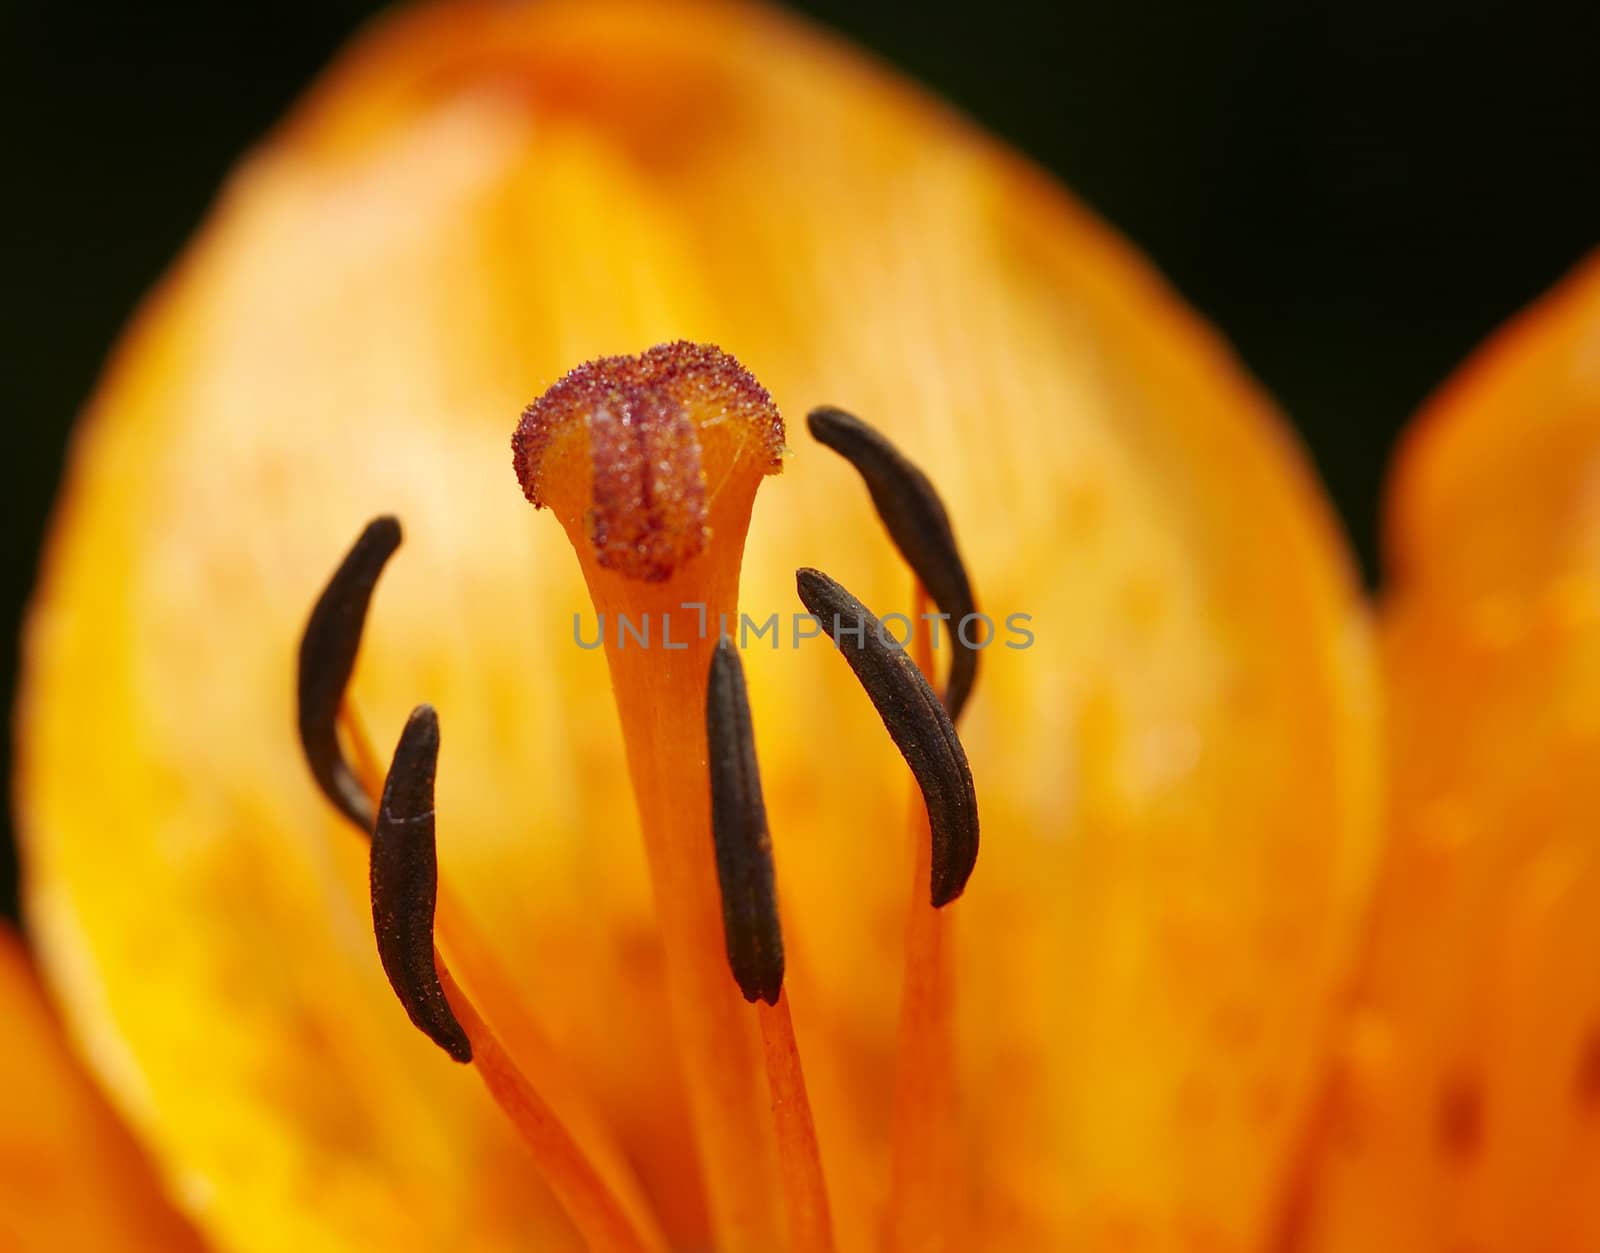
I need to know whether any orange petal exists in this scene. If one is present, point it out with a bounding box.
[1293,255,1600,1250]
[0,925,208,1252]
[17,2,1379,1249]
[1385,249,1600,599]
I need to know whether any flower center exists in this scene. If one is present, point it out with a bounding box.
[295,341,982,1253]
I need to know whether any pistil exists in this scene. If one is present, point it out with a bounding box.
[515,343,788,1249]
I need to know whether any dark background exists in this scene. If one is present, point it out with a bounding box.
[3,0,1597,922]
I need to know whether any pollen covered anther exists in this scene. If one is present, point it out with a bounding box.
[514,341,784,583]
[795,567,979,905]
[297,514,402,833]
[371,704,472,1064]
[706,637,785,1006]
[807,407,980,721]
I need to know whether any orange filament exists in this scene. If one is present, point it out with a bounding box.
[888,588,964,1252]
[340,701,386,801]
[756,992,836,1253]
[437,961,669,1253]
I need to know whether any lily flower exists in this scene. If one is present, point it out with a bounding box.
[7,1,1597,1250]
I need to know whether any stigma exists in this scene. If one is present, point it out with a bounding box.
[512,341,785,584]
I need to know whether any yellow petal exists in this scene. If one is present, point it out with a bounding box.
[1294,255,1600,1250]
[0,925,208,1252]
[17,1,1379,1249]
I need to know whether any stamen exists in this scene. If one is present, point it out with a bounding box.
[297,517,669,1243]
[370,704,471,1063]
[801,412,983,1237]
[329,647,654,1230]
[794,568,980,905]
[370,708,669,1253]
[706,637,784,1006]
[705,639,835,1253]
[297,515,402,832]
[806,408,979,721]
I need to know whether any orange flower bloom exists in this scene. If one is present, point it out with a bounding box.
[8,1,1597,1250]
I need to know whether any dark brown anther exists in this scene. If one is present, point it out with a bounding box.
[371,705,472,1063]
[297,515,402,834]
[807,407,979,722]
[706,637,785,1005]
[795,567,979,906]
